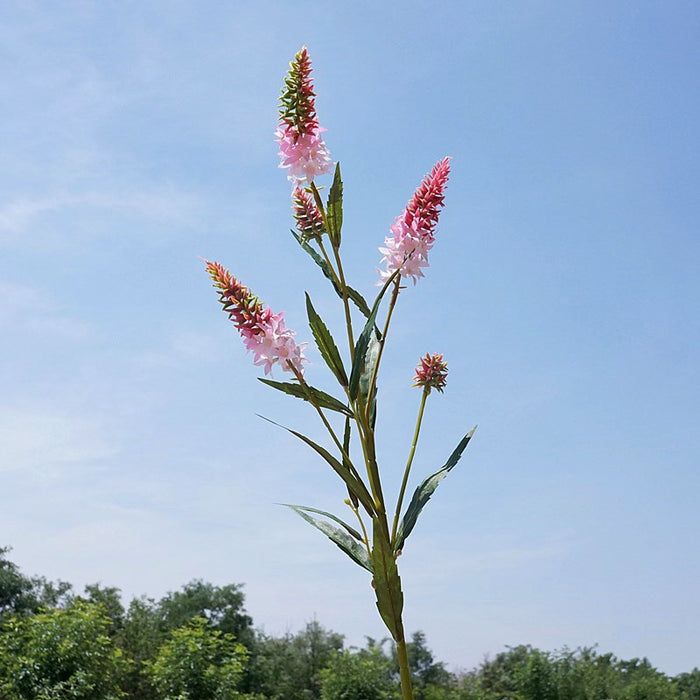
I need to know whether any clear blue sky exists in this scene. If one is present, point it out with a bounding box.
[2,1,699,676]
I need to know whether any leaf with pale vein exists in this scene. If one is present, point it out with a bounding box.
[394,426,477,554]
[285,505,373,572]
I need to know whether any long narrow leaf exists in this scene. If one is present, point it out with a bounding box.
[346,286,373,321]
[348,269,400,401]
[372,523,404,640]
[348,303,381,401]
[258,378,352,417]
[285,505,373,572]
[281,503,363,541]
[258,415,375,516]
[305,293,348,387]
[394,426,477,554]
[326,163,343,248]
[292,231,342,293]
[343,416,358,508]
[291,232,376,323]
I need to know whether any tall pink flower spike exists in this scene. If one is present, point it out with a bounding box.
[206,260,307,377]
[276,46,332,184]
[379,157,451,284]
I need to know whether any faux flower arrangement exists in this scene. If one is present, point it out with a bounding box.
[206,47,475,700]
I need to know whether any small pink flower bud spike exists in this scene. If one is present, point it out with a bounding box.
[206,260,307,377]
[292,186,325,242]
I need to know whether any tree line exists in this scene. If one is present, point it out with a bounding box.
[1,547,698,699]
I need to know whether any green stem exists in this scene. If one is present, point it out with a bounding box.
[396,633,414,700]
[288,362,368,506]
[391,387,429,546]
[364,275,401,425]
[349,502,372,558]
[317,238,355,363]
[331,243,355,361]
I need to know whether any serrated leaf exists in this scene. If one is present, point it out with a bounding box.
[345,286,372,320]
[285,505,373,572]
[292,231,342,294]
[372,523,404,640]
[394,426,477,554]
[258,415,375,516]
[326,162,343,248]
[258,378,352,417]
[305,293,348,387]
[291,232,377,324]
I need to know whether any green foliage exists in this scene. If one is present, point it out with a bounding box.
[0,600,128,700]
[145,616,248,700]
[0,547,73,618]
[157,579,253,648]
[246,621,343,700]
[320,648,394,700]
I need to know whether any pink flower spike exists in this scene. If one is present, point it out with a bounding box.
[206,260,307,377]
[413,353,448,393]
[379,157,451,284]
[277,46,332,184]
[277,125,332,184]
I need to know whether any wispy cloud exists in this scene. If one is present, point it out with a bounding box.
[0,405,116,481]
[0,188,200,241]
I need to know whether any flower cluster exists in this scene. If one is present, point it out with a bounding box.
[206,260,307,376]
[379,157,451,283]
[276,46,332,184]
[292,186,325,241]
[413,353,449,393]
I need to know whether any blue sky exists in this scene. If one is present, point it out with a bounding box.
[2,0,699,676]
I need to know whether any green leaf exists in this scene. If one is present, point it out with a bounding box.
[345,286,373,321]
[343,417,358,509]
[348,269,401,401]
[284,505,373,572]
[291,232,377,323]
[326,162,343,248]
[394,426,477,554]
[371,523,404,640]
[292,231,342,291]
[348,304,381,402]
[282,503,363,541]
[258,378,352,417]
[305,293,348,387]
[258,415,375,516]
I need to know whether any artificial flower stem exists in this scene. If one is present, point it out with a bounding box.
[391,386,429,546]
[316,238,355,362]
[330,244,355,361]
[396,635,415,700]
[364,275,401,425]
[349,502,372,558]
[288,362,370,510]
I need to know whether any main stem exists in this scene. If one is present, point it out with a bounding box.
[396,632,414,700]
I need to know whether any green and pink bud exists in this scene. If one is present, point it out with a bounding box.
[292,186,325,242]
[413,353,448,393]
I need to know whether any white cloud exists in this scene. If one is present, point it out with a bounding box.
[0,188,200,241]
[0,405,116,480]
